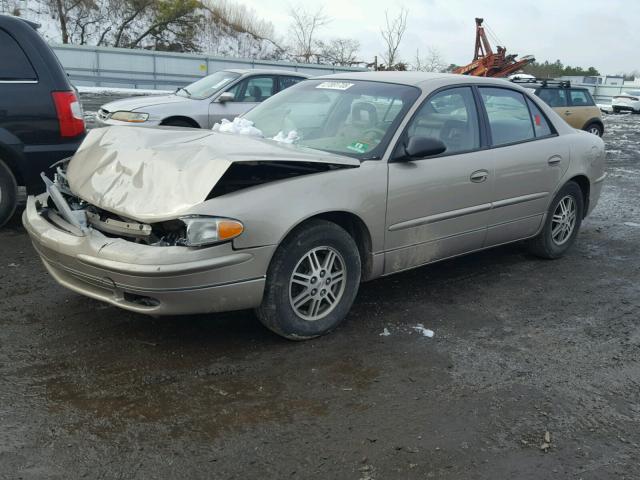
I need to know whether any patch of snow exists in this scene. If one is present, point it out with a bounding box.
[379,328,391,337]
[77,86,172,95]
[413,324,434,338]
[212,118,263,137]
[623,222,640,228]
[212,119,301,144]
[272,130,300,144]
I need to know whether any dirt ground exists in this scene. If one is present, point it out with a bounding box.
[1,109,639,479]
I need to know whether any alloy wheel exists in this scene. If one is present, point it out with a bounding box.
[288,246,346,321]
[551,195,577,246]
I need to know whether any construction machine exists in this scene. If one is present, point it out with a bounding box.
[454,18,534,77]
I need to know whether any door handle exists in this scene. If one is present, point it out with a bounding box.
[470,169,489,183]
[548,155,562,165]
[564,110,572,116]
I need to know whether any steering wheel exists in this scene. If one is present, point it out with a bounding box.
[361,128,386,142]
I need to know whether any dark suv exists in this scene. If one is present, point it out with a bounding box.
[0,15,85,227]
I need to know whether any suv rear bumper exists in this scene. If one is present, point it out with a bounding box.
[22,139,84,193]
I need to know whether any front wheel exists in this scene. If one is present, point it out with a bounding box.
[256,219,361,340]
[528,181,584,259]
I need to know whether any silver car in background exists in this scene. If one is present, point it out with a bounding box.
[96,69,309,128]
[24,73,606,340]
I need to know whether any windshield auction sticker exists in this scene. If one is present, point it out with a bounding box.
[347,141,369,153]
[316,81,354,90]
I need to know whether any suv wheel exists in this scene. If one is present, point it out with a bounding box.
[528,181,584,259]
[0,161,18,228]
[256,219,361,340]
[585,123,603,137]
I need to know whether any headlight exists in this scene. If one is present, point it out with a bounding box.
[110,111,149,123]
[180,216,244,247]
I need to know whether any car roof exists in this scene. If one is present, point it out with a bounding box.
[224,68,310,78]
[310,71,523,89]
[0,14,41,29]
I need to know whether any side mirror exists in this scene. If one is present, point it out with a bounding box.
[217,92,235,103]
[403,136,447,159]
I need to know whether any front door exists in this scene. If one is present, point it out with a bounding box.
[385,86,493,274]
[208,75,276,127]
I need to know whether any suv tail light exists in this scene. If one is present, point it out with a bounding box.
[51,91,85,137]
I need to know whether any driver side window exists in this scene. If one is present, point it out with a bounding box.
[407,87,480,155]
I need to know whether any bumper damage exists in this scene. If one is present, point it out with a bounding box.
[22,188,273,315]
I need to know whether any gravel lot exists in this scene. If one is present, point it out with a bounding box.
[1,104,639,479]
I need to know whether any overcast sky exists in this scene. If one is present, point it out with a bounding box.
[242,0,637,74]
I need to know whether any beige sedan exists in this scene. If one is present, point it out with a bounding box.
[23,72,606,340]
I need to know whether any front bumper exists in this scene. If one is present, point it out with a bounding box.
[22,195,274,315]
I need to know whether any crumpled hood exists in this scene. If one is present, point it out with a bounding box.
[66,126,359,222]
[101,94,188,112]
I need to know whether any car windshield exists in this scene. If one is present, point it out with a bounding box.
[242,79,420,159]
[176,71,240,99]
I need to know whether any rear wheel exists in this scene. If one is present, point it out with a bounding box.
[0,161,18,228]
[528,181,584,259]
[256,219,361,340]
[585,123,603,137]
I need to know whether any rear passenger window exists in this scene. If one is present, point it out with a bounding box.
[526,98,553,137]
[536,88,567,107]
[406,87,480,154]
[0,29,37,81]
[279,76,303,91]
[480,88,534,146]
[569,89,595,106]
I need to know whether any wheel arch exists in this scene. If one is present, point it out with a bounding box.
[280,211,375,281]
[159,116,201,128]
[583,117,604,131]
[0,143,24,186]
[567,174,590,218]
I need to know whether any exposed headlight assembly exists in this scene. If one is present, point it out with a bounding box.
[110,111,149,123]
[180,216,244,247]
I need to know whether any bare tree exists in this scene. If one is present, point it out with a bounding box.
[380,8,408,68]
[288,4,331,63]
[318,38,360,66]
[413,47,446,72]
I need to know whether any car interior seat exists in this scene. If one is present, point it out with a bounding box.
[246,85,262,102]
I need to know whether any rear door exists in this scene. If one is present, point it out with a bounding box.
[567,88,601,129]
[478,87,570,246]
[385,86,493,273]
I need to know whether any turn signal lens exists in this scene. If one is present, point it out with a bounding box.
[179,216,244,246]
[217,220,244,240]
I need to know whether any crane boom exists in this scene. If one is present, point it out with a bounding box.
[454,18,534,77]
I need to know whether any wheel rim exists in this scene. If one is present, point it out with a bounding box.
[551,195,577,246]
[288,246,346,321]
[588,126,600,136]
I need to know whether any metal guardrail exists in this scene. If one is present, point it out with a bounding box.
[51,44,366,90]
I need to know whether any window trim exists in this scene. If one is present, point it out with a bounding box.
[276,75,305,93]
[391,85,485,162]
[477,85,559,149]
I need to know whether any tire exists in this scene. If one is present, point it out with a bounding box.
[584,123,603,137]
[256,219,361,340]
[0,161,18,228]
[528,181,584,259]
[162,119,197,128]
